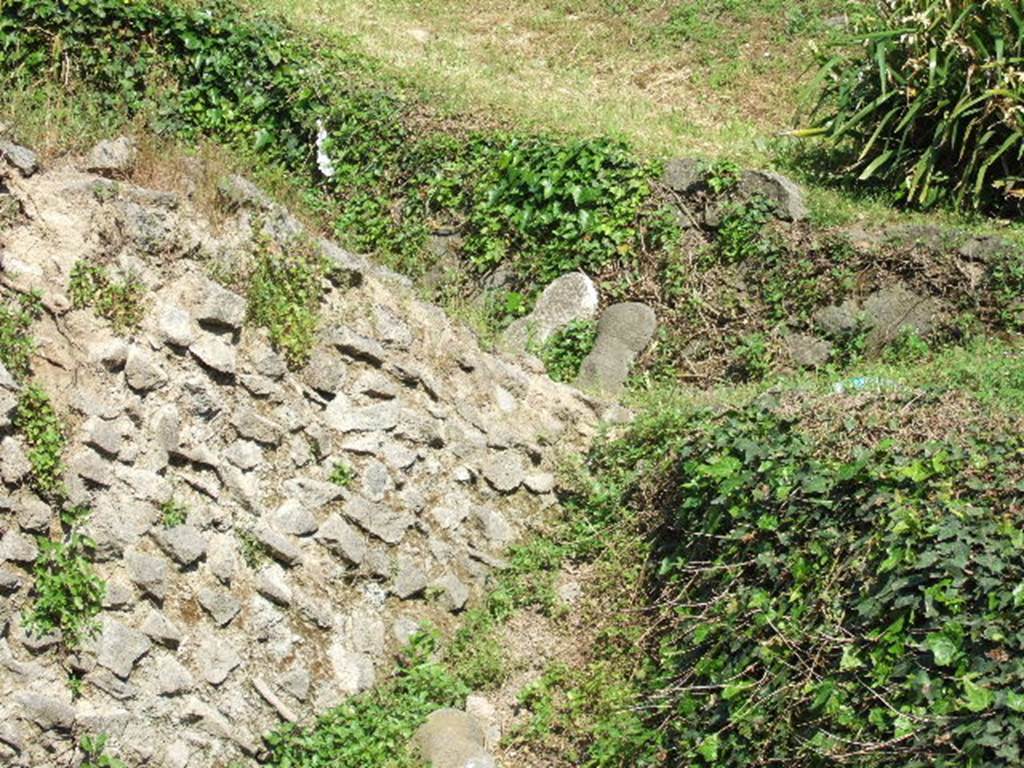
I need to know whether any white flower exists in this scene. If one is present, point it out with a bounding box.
[316,119,336,179]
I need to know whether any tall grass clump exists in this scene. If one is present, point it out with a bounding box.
[806,0,1024,213]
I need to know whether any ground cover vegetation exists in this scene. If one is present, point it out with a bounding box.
[2,0,1021,384]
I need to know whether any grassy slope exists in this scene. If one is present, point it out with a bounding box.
[252,0,1023,238]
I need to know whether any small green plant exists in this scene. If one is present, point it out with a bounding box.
[67,671,84,699]
[25,526,105,647]
[159,498,188,528]
[69,260,145,332]
[0,290,42,379]
[705,159,743,196]
[80,734,126,768]
[329,462,356,488]
[538,319,598,383]
[714,196,777,264]
[15,385,67,499]
[882,328,931,364]
[237,528,269,569]
[247,234,330,369]
[729,332,772,381]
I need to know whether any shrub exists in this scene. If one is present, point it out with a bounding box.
[573,397,1024,766]
[806,0,1024,212]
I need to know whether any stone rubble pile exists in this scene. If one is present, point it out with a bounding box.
[0,139,600,768]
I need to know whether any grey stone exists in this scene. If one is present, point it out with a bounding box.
[281,477,344,510]
[196,280,247,330]
[96,618,152,678]
[231,408,283,446]
[361,459,393,502]
[373,304,413,349]
[278,667,310,701]
[255,524,303,566]
[125,347,167,392]
[393,556,429,599]
[225,440,262,471]
[101,578,133,609]
[0,360,18,390]
[783,332,832,368]
[15,693,74,731]
[504,272,599,350]
[90,339,129,371]
[329,327,386,366]
[432,573,470,612]
[862,283,944,350]
[523,472,556,494]
[328,643,375,695]
[0,141,39,176]
[197,586,241,626]
[813,299,861,336]
[156,304,195,348]
[207,535,237,584]
[301,351,348,394]
[141,610,183,648]
[153,524,207,566]
[0,389,15,432]
[85,137,138,177]
[83,415,130,458]
[480,451,525,493]
[662,158,706,195]
[414,709,495,768]
[325,401,399,433]
[152,403,181,454]
[190,335,237,375]
[0,436,31,485]
[218,174,273,210]
[0,567,24,594]
[737,170,808,222]
[474,507,512,548]
[14,493,49,536]
[126,549,170,600]
[315,514,368,565]
[429,502,469,531]
[256,564,293,606]
[319,238,368,287]
[197,638,242,685]
[270,499,319,536]
[343,495,415,545]
[0,530,38,564]
[576,302,657,395]
[156,656,194,696]
[352,369,399,400]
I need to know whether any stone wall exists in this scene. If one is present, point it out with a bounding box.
[0,147,600,767]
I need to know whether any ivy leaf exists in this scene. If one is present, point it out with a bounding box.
[697,733,719,762]
[962,678,994,713]
[1007,691,1024,712]
[925,633,957,667]
[840,646,864,671]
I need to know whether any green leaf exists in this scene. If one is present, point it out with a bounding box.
[962,678,994,713]
[925,634,958,667]
[697,733,719,762]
